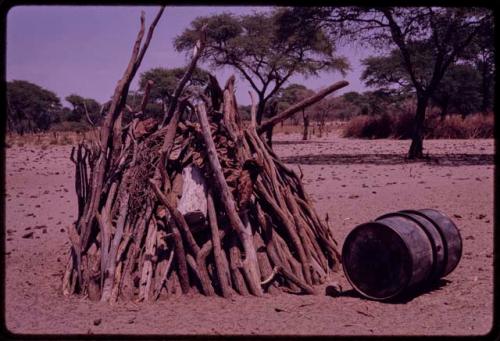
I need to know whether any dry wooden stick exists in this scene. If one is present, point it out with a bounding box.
[228,234,249,295]
[261,265,281,286]
[257,81,348,134]
[149,179,200,257]
[76,9,165,282]
[169,221,190,294]
[101,191,131,302]
[207,190,232,298]
[153,248,175,300]
[255,181,311,284]
[195,103,263,296]
[136,80,154,117]
[137,217,157,302]
[186,254,214,296]
[273,266,317,295]
[222,75,240,142]
[161,25,207,127]
[249,91,258,129]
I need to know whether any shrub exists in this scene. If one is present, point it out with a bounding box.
[342,114,392,138]
[465,113,494,138]
[59,135,74,145]
[427,115,467,139]
[392,111,415,139]
[342,112,494,139]
[49,121,91,133]
[341,115,373,138]
[425,113,494,139]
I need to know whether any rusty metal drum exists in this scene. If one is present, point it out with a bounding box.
[342,209,462,301]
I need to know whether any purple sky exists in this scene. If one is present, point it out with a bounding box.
[7,6,371,106]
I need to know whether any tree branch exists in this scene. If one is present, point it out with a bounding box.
[257,80,349,134]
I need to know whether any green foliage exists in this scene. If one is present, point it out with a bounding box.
[265,84,315,123]
[362,47,484,117]
[361,49,413,93]
[290,6,492,156]
[175,9,348,122]
[341,90,396,117]
[7,80,62,133]
[6,80,104,133]
[277,84,315,111]
[432,64,482,117]
[65,94,102,124]
[139,66,211,104]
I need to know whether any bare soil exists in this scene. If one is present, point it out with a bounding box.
[4,132,494,336]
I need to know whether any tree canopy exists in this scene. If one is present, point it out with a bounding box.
[174,9,348,123]
[139,66,211,105]
[361,48,484,117]
[283,6,492,158]
[7,80,62,133]
[65,94,102,125]
[431,64,482,117]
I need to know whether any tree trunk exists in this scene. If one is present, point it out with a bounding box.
[256,96,267,125]
[265,126,274,149]
[302,110,309,141]
[480,66,492,113]
[440,98,449,121]
[408,95,429,159]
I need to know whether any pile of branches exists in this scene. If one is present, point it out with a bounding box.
[62,7,348,302]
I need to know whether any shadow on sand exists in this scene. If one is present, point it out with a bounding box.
[326,278,452,304]
[282,153,494,167]
[274,140,337,145]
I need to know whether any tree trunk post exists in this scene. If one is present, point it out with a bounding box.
[256,96,266,125]
[408,95,429,159]
[265,126,274,149]
[302,110,309,141]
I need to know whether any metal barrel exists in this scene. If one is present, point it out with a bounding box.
[342,209,462,301]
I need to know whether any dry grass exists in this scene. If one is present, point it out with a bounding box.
[426,113,494,139]
[342,112,494,139]
[5,129,100,147]
[273,122,341,137]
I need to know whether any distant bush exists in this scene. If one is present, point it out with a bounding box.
[426,113,494,139]
[392,112,415,139]
[342,112,494,139]
[49,121,91,133]
[341,114,392,138]
[466,113,495,138]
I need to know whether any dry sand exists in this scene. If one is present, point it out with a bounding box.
[4,132,494,336]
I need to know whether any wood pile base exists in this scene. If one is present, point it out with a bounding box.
[61,8,343,303]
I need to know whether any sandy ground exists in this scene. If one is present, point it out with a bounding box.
[4,132,494,336]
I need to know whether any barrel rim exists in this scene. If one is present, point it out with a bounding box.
[376,211,444,282]
[412,208,463,276]
[342,221,413,301]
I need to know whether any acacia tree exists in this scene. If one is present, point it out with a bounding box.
[362,48,483,119]
[467,16,495,113]
[7,80,62,133]
[278,84,315,140]
[310,96,337,136]
[139,66,210,112]
[282,7,492,158]
[431,64,482,118]
[174,10,348,128]
[65,94,102,125]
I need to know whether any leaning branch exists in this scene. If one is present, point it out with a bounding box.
[161,25,207,127]
[256,80,349,134]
